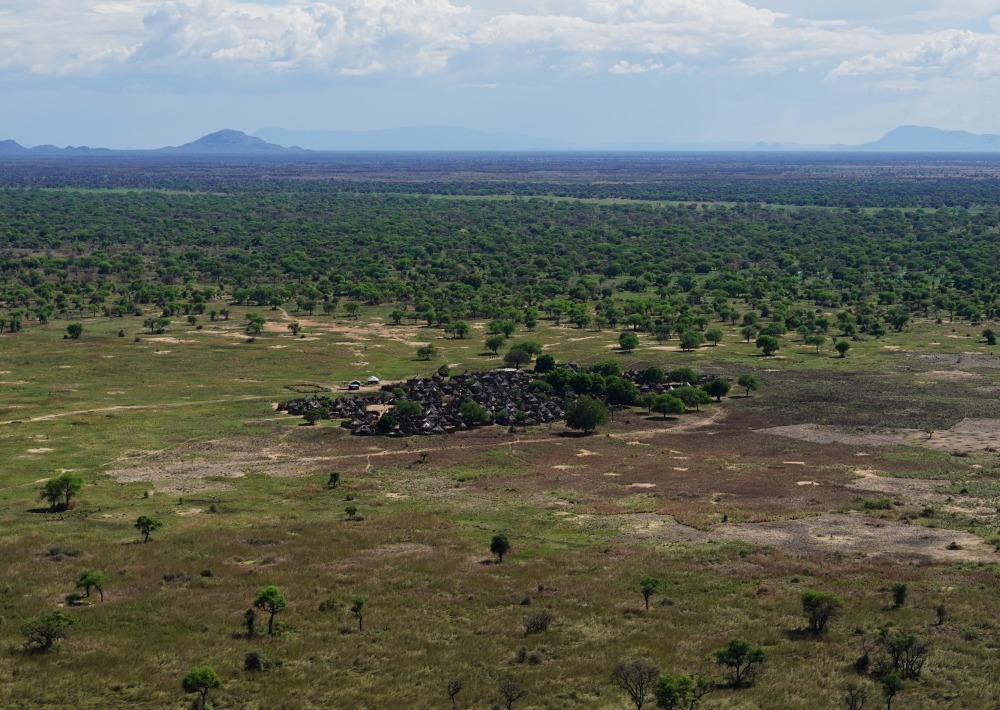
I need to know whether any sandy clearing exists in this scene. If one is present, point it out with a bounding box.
[26,448,54,454]
[714,512,997,563]
[629,483,656,488]
[922,370,979,380]
[576,449,599,457]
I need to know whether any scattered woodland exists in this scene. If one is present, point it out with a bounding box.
[0,153,999,709]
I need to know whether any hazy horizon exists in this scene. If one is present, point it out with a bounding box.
[2,1,1000,149]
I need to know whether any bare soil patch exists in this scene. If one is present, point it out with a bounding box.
[760,418,1000,454]
[713,512,998,563]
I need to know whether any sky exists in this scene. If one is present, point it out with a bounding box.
[2,0,1000,148]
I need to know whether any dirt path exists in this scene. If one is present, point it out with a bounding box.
[0,395,273,426]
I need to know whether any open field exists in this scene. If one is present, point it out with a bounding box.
[1,298,999,709]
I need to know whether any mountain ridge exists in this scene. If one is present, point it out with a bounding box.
[4,126,1000,154]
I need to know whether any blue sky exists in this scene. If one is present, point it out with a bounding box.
[2,0,1000,147]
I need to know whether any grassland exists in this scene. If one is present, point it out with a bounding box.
[0,301,998,709]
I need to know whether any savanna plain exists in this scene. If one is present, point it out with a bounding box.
[1,153,999,709]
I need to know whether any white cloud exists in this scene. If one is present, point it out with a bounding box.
[0,0,999,84]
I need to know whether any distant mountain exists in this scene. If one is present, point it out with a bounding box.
[161,129,303,154]
[0,139,27,154]
[858,125,1000,152]
[254,126,567,151]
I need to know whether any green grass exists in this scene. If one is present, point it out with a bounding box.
[1,307,1000,708]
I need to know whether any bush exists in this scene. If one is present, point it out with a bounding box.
[523,610,553,634]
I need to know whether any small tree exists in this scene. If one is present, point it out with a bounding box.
[611,660,660,710]
[459,400,490,426]
[453,321,471,339]
[534,353,556,373]
[40,472,83,511]
[679,330,704,351]
[705,328,724,346]
[891,583,907,609]
[326,471,341,489]
[135,515,163,543]
[490,533,511,562]
[446,678,464,710]
[76,570,104,602]
[253,585,287,635]
[244,607,257,638]
[66,322,83,339]
[702,378,731,403]
[844,684,869,710]
[675,386,711,412]
[619,331,640,352]
[393,398,423,418]
[652,393,685,419]
[715,638,765,688]
[655,674,714,710]
[22,611,73,653]
[737,374,759,397]
[836,340,851,358]
[351,597,365,631]
[182,666,222,710]
[755,334,780,356]
[802,590,842,634]
[879,673,903,710]
[485,334,507,355]
[504,348,532,369]
[565,395,609,434]
[983,328,997,346]
[805,333,826,353]
[416,344,438,361]
[498,678,528,709]
[639,575,660,611]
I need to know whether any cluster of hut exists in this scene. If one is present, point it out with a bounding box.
[278,370,565,437]
[277,365,716,437]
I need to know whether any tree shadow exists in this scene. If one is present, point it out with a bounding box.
[554,431,592,438]
[784,629,817,641]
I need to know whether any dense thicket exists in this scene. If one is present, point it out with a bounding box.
[1,155,999,329]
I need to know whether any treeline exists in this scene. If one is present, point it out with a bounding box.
[1,186,999,328]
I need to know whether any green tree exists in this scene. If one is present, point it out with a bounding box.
[714,638,765,688]
[639,575,660,611]
[504,348,532,369]
[592,359,623,377]
[891,583,907,609]
[619,331,640,352]
[76,570,104,602]
[245,312,265,335]
[675,386,711,412]
[835,340,851,358]
[416,344,438,360]
[344,301,361,318]
[702,378,731,403]
[65,322,83,339]
[880,673,903,710]
[490,533,511,562]
[679,330,704,351]
[655,674,714,710]
[705,328,724,346]
[565,395,609,434]
[801,590,842,634]
[326,471,341,488]
[983,329,997,346]
[453,320,471,339]
[653,394,685,419]
[755,334,780,356]
[253,585,287,635]
[534,353,556,373]
[181,666,222,710]
[606,377,640,407]
[668,368,698,386]
[135,515,163,543]
[22,611,73,653]
[351,597,365,631]
[740,325,758,343]
[805,333,826,353]
[485,334,506,355]
[393,399,423,418]
[389,309,405,325]
[40,472,83,511]
[642,365,664,386]
[459,400,490,425]
[737,374,759,397]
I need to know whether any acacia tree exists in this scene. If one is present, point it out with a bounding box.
[22,611,73,653]
[639,575,660,611]
[611,660,660,710]
[253,585,287,635]
[446,678,464,710]
[619,331,640,352]
[76,571,104,602]
[655,674,714,710]
[703,378,731,403]
[40,473,83,511]
[802,590,842,634]
[182,666,222,710]
[755,334,780,356]
[715,638,765,688]
[351,597,365,631]
[135,515,163,543]
[498,679,528,710]
[737,374,759,397]
[490,533,511,562]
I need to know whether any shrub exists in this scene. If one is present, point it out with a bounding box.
[523,610,553,634]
